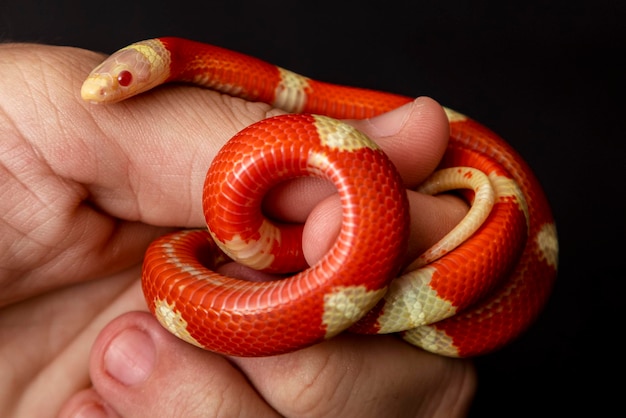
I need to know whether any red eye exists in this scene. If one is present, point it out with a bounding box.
[117,70,133,87]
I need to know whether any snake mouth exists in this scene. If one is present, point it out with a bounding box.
[81,73,118,103]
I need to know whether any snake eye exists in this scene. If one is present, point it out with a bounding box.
[117,70,133,87]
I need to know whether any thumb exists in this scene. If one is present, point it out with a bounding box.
[303,97,467,265]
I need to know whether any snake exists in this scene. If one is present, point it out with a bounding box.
[81,37,558,357]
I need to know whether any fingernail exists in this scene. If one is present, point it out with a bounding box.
[367,98,418,137]
[72,402,108,418]
[104,327,156,386]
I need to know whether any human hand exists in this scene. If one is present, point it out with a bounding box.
[0,43,475,417]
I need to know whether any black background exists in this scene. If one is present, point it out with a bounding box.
[1,1,623,416]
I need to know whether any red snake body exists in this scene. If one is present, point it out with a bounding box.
[82,37,558,357]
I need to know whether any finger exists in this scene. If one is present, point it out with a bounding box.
[73,312,280,418]
[303,192,468,266]
[0,44,279,229]
[58,388,120,418]
[360,98,470,260]
[261,96,450,222]
[302,97,469,264]
[233,335,477,417]
[350,96,450,187]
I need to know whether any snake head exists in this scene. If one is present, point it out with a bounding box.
[81,39,171,103]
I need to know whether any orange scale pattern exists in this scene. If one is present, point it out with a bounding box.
[112,37,560,357]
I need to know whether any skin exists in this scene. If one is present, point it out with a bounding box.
[0,43,476,417]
